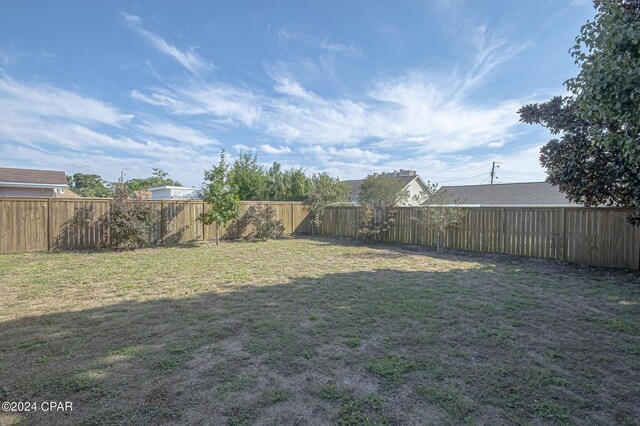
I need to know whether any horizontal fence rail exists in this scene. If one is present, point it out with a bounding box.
[0,198,310,254]
[319,205,640,270]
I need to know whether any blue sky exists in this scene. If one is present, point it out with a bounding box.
[0,0,594,186]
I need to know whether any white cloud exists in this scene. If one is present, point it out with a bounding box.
[260,144,292,154]
[133,83,261,126]
[232,144,253,152]
[121,12,213,74]
[137,120,219,147]
[0,74,132,126]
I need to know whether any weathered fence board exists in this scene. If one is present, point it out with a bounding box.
[319,205,640,270]
[0,198,309,254]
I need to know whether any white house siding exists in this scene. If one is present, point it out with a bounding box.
[0,186,55,197]
[398,179,425,206]
[149,187,199,200]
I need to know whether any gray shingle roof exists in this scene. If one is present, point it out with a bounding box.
[0,167,67,185]
[343,175,419,198]
[430,182,578,206]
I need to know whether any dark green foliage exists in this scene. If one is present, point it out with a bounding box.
[229,151,266,201]
[108,186,156,249]
[567,0,640,165]
[244,204,285,239]
[198,150,240,245]
[303,173,351,234]
[127,168,181,193]
[264,162,310,201]
[519,1,640,225]
[67,173,114,198]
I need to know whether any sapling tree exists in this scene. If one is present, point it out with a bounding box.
[198,150,240,245]
[415,183,466,252]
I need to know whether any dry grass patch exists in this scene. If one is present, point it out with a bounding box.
[0,237,638,425]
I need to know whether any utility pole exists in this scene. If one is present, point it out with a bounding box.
[490,162,499,184]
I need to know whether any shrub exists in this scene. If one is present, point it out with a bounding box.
[108,186,156,249]
[357,202,397,243]
[245,204,285,240]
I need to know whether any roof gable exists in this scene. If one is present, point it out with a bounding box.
[342,175,423,198]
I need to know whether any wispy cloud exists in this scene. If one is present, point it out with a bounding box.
[133,82,260,126]
[137,119,219,147]
[0,74,132,125]
[260,144,292,154]
[278,27,364,58]
[121,12,213,74]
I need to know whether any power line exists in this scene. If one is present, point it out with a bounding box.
[439,173,488,183]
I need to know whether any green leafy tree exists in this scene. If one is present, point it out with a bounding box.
[127,168,181,193]
[265,162,286,200]
[358,174,409,242]
[67,173,114,198]
[567,0,640,164]
[520,0,640,225]
[303,173,350,234]
[229,151,266,200]
[359,174,409,208]
[197,150,240,245]
[283,168,310,201]
[520,97,637,209]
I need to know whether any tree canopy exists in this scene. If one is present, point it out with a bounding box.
[127,168,181,193]
[67,173,114,198]
[519,0,640,225]
[359,174,409,208]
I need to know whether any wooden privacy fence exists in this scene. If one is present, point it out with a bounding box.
[0,198,310,254]
[319,206,640,270]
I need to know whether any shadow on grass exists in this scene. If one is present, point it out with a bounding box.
[0,267,638,425]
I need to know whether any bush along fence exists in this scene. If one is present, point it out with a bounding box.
[318,205,640,270]
[0,198,310,253]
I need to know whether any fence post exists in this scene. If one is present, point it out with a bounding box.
[333,206,337,236]
[413,208,418,245]
[499,208,505,254]
[202,201,206,241]
[291,203,295,236]
[160,200,165,244]
[47,198,53,251]
[559,208,566,262]
[355,207,359,239]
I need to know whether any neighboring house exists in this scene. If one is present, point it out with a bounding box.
[132,190,152,199]
[148,186,200,200]
[343,169,430,206]
[427,182,581,207]
[0,167,70,198]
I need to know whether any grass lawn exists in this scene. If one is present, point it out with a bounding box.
[0,237,638,425]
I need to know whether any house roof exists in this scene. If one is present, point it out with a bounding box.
[430,182,579,207]
[343,175,423,198]
[148,186,196,191]
[0,167,67,186]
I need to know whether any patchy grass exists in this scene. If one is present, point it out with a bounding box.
[0,237,638,425]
